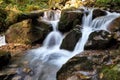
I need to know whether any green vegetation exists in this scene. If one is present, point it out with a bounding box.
[83,0,120,10]
[0,0,49,12]
[0,0,119,12]
[96,0,120,3]
[96,0,120,6]
[101,64,120,80]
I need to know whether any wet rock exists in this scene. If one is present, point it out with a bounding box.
[85,30,116,50]
[57,56,92,80]
[107,16,120,44]
[5,19,52,44]
[57,51,99,80]
[60,26,82,51]
[107,16,120,32]
[57,49,120,80]
[0,50,11,69]
[93,9,107,19]
[58,9,83,33]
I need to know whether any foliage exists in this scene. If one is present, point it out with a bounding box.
[0,0,49,12]
[25,4,40,12]
[96,0,120,3]
[101,65,120,80]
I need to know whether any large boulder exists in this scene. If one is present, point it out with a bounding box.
[58,9,83,33]
[17,10,44,22]
[107,16,120,44]
[85,30,116,50]
[0,50,11,69]
[0,8,44,34]
[6,9,44,26]
[107,16,120,32]
[5,19,52,44]
[57,49,120,80]
[93,9,107,19]
[60,26,82,51]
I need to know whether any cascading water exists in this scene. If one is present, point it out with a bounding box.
[23,10,71,80]
[74,9,120,53]
[22,8,120,80]
[74,9,93,52]
[40,10,63,49]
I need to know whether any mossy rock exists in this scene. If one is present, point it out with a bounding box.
[5,19,52,44]
[0,8,24,33]
[57,55,95,80]
[57,49,120,80]
[58,9,83,33]
[0,50,11,69]
[85,30,116,50]
[5,10,22,26]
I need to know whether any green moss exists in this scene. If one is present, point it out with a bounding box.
[6,11,20,26]
[101,64,120,80]
[0,0,49,13]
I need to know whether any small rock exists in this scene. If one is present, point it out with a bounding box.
[22,68,31,73]
[9,64,18,68]
[12,76,21,80]
[58,9,83,33]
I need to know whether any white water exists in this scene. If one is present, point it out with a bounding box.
[23,10,71,80]
[74,9,120,52]
[74,9,93,52]
[0,35,6,46]
[23,8,120,80]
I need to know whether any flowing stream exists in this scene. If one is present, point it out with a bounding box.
[23,8,120,80]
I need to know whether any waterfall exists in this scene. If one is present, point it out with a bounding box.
[22,8,120,80]
[23,10,71,80]
[91,13,120,30]
[74,8,120,53]
[74,9,93,52]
